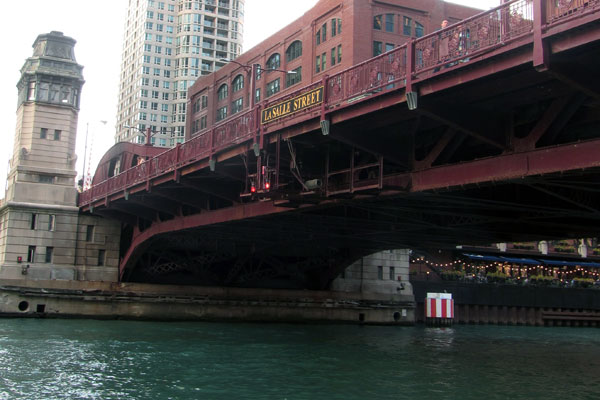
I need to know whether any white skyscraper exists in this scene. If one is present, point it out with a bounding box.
[115,0,244,147]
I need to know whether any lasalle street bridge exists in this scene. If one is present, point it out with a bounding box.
[80,0,600,289]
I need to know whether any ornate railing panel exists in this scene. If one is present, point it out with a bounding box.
[547,0,600,22]
[326,46,407,105]
[415,0,534,75]
[179,132,211,165]
[213,110,255,150]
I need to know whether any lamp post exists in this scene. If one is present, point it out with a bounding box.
[123,125,156,146]
[219,58,298,109]
[82,120,107,188]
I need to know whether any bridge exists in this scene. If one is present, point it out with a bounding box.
[80,0,600,289]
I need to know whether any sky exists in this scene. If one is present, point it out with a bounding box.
[0,0,499,189]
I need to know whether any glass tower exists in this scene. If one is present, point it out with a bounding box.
[115,0,244,147]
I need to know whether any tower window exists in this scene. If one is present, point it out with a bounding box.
[48,215,55,231]
[27,246,36,263]
[40,128,48,139]
[98,249,106,266]
[45,247,54,263]
[86,225,95,242]
[54,130,61,141]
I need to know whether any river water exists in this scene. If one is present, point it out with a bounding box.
[0,319,598,399]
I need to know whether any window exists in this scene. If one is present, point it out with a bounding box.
[373,41,383,56]
[54,130,61,140]
[217,84,228,100]
[27,246,36,263]
[28,82,36,100]
[378,266,383,280]
[316,55,321,73]
[415,22,424,38]
[255,65,262,81]
[321,52,326,71]
[386,14,394,32]
[30,214,37,230]
[403,16,412,36]
[216,106,228,121]
[374,15,382,30]
[321,23,327,42]
[232,74,244,92]
[331,18,337,37]
[331,48,336,66]
[286,67,302,88]
[231,97,243,114]
[255,88,261,104]
[338,18,342,35]
[386,43,394,53]
[40,128,47,139]
[86,225,94,242]
[286,41,302,62]
[266,78,280,97]
[316,30,321,45]
[38,175,54,184]
[389,266,395,280]
[202,95,208,109]
[45,247,53,263]
[97,249,106,266]
[337,44,342,64]
[266,53,280,70]
[48,215,55,231]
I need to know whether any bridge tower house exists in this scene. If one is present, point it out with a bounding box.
[0,31,120,281]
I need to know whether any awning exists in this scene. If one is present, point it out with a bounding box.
[540,259,600,268]
[462,253,503,262]
[498,256,540,265]
[462,253,600,268]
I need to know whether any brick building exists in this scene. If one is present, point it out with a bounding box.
[186,0,480,140]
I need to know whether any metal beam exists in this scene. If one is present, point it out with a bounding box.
[418,104,506,150]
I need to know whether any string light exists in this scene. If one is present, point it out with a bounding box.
[411,255,600,281]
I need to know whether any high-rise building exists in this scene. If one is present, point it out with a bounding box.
[115,0,245,148]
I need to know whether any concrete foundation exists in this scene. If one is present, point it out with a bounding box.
[0,279,415,325]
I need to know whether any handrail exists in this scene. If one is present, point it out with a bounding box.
[79,0,600,207]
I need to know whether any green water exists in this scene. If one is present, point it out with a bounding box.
[0,320,598,399]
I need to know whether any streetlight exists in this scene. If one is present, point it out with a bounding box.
[219,58,298,109]
[82,120,107,187]
[123,125,156,146]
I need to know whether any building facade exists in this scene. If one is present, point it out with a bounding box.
[186,0,479,139]
[0,32,120,282]
[115,0,245,148]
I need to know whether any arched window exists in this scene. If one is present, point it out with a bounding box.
[217,83,228,101]
[232,74,244,92]
[286,41,302,62]
[266,53,281,71]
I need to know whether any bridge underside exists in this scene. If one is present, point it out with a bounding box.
[87,13,600,288]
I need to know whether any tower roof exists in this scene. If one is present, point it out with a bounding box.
[32,31,78,62]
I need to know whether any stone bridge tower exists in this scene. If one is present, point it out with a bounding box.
[0,31,120,281]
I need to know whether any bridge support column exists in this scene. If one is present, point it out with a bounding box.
[331,249,415,324]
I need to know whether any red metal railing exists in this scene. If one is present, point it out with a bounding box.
[327,45,408,106]
[79,0,598,207]
[547,0,600,22]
